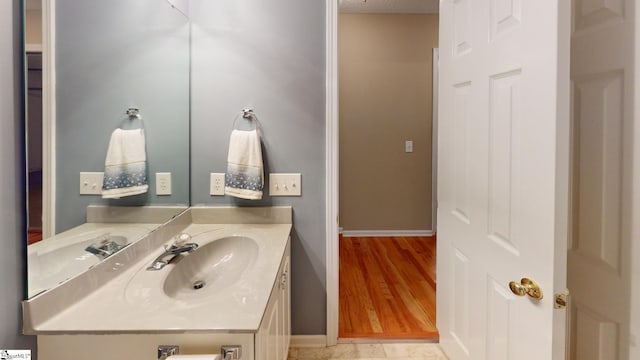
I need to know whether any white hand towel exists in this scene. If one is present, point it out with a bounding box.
[101,128,149,199]
[224,129,264,200]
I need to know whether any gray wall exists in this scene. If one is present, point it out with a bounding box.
[0,0,37,354]
[55,0,191,233]
[189,0,326,334]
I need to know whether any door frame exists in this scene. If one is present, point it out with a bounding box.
[324,5,441,345]
[431,48,439,234]
[325,0,339,347]
[41,0,56,237]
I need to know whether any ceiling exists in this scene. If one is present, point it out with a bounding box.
[339,0,439,14]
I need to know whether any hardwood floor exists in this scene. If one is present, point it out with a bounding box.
[28,230,43,245]
[339,236,438,339]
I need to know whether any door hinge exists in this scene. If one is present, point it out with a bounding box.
[554,289,570,309]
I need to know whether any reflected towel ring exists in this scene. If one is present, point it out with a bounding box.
[126,107,140,117]
[123,107,145,129]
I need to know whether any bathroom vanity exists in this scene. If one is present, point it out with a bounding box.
[23,207,292,360]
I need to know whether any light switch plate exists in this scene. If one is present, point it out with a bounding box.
[156,172,172,195]
[210,173,226,195]
[269,173,301,196]
[405,140,414,153]
[79,172,104,195]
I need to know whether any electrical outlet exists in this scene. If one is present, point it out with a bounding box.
[210,173,226,195]
[269,173,301,196]
[79,172,104,195]
[156,172,172,195]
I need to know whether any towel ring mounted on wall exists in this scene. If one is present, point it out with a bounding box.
[123,107,145,129]
[232,108,261,133]
[242,108,254,119]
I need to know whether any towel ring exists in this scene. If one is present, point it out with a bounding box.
[231,109,260,132]
[122,107,145,130]
[242,108,254,119]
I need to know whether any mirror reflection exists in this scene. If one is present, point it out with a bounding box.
[25,0,191,298]
[27,211,165,298]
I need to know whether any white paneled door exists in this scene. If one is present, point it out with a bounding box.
[437,1,571,360]
[569,0,631,359]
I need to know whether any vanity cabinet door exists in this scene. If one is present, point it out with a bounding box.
[279,255,291,357]
[268,296,280,360]
[255,292,280,360]
[256,289,280,360]
[255,239,290,360]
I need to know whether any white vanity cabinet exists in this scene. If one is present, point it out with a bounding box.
[37,239,292,360]
[255,241,291,360]
[29,207,294,360]
[39,243,292,360]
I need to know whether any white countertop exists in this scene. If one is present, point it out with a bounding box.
[32,223,291,334]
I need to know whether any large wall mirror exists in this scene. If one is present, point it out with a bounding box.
[25,0,190,298]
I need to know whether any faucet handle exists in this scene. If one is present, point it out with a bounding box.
[96,232,111,243]
[174,233,192,246]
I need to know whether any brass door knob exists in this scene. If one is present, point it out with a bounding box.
[508,278,543,300]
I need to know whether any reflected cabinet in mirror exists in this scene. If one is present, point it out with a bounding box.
[25,0,190,298]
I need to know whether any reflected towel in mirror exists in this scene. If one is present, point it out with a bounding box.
[101,128,148,199]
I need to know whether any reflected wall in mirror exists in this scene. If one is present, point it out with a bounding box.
[25,0,190,298]
[55,0,190,232]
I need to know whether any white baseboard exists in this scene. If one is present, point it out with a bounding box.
[341,230,435,237]
[25,43,43,52]
[290,335,328,348]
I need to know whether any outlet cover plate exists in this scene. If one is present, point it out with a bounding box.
[210,173,226,195]
[80,172,104,195]
[269,173,301,196]
[156,172,172,195]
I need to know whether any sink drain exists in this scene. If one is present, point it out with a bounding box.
[193,280,205,290]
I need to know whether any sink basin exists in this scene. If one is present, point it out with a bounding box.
[162,235,259,300]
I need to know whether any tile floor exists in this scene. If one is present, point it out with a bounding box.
[289,343,448,360]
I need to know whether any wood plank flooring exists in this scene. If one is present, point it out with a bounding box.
[28,230,43,245]
[339,236,438,339]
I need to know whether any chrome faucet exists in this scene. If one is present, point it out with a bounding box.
[85,245,112,260]
[147,233,198,271]
[85,233,126,260]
